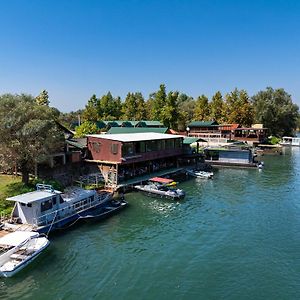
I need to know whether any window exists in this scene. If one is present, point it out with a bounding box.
[52,196,57,205]
[122,143,134,156]
[166,139,174,149]
[140,142,146,153]
[27,203,32,208]
[175,139,182,149]
[41,200,53,212]
[111,144,119,155]
[92,142,101,153]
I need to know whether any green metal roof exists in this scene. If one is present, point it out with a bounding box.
[107,127,168,134]
[114,121,134,127]
[183,137,207,144]
[188,121,218,127]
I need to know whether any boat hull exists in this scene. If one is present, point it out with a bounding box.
[135,186,185,200]
[80,201,128,221]
[37,199,127,233]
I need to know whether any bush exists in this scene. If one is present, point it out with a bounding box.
[268,136,281,145]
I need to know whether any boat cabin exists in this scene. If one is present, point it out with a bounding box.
[6,184,97,227]
[281,137,300,146]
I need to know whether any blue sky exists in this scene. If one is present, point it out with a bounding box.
[0,0,299,112]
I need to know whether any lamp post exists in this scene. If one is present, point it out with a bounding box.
[186,126,190,136]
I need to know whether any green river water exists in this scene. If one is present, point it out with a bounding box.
[1,147,300,300]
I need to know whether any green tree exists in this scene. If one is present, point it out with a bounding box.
[252,87,299,136]
[98,92,123,120]
[0,94,64,184]
[210,91,225,123]
[122,92,146,121]
[135,92,146,120]
[161,91,180,130]
[151,84,167,120]
[122,93,136,120]
[58,109,84,130]
[177,94,195,131]
[193,95,210,120]
[35,90,49,106]
[74,121,98,137]
[82,94,99,122]
[223,89,253,126]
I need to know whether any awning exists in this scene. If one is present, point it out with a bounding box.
[149,177,174,184]
[183,137,207,144]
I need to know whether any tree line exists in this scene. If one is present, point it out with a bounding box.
[72,85,299,137]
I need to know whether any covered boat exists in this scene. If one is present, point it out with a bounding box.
[3,184,113,234]
[135,177,185,200]
[0,231,49,277]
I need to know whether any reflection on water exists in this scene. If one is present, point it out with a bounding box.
[1,148,300,300]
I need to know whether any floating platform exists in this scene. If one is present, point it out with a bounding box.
[205,160,258,168]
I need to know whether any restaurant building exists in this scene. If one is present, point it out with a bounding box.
[86,133,184,189]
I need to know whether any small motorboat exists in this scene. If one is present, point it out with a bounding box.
[135,177,185,200]
[0,231,50,277]
[186,169,214,179]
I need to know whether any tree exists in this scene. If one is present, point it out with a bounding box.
[161,91,180,130]
[122,92,146,120]
[74,121,98,137]
[151,84,167,120]
[58,109,84,130]
[210,91,225,123]
[193,95,210,120]
[36,90,49,106]
[122,93,136,120]
[223,89,253,126]
[252,87,299,136]
[0,94,64,184]
[177,94,195,131]
[134,92,147,120]
[98,92,123,120]
[82,94,99,122]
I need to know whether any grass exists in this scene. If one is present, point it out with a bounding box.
[0,175,35,216]
[0,175,64,216]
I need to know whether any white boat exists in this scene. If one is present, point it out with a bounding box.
[135,177,185,200]
[280,137,300,147]
[0,231,49,277]
[186,169,214,179]
[3,184,113,234]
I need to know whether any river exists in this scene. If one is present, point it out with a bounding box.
[1,147,300,300]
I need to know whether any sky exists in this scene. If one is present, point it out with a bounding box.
[0,0,299,112]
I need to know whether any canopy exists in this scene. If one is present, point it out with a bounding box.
[149,177,174,184]
[0,231,38,247]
